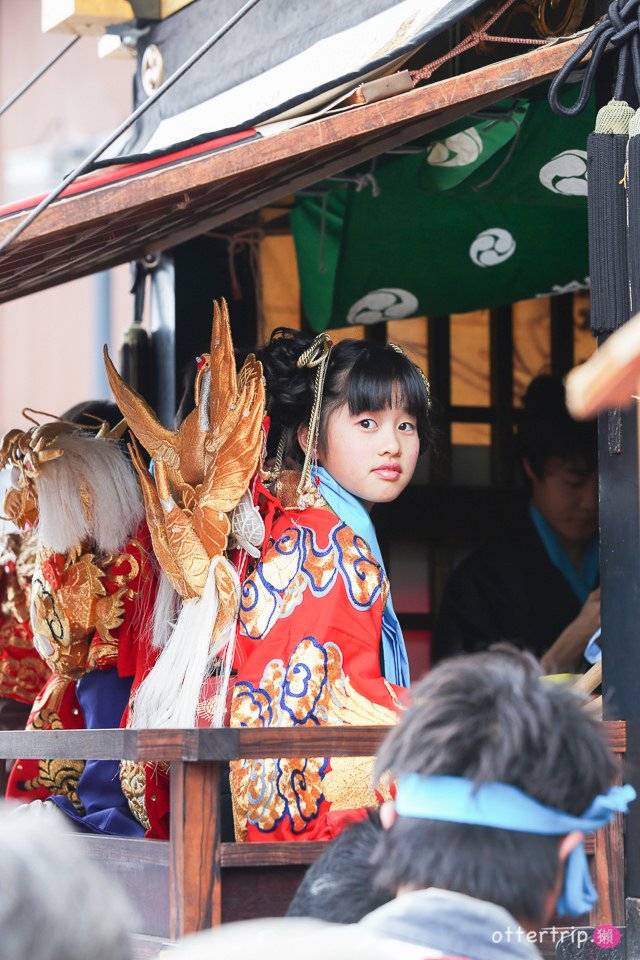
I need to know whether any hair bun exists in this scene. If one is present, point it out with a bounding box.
[521,374,568,421]
[259,328,316,428]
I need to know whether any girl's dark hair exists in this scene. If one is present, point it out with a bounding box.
[259,328,433,461]
[517,375,597,479]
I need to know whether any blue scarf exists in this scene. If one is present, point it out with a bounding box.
[395,774,635,917]
[312,466,410,687]
[529,503,598,604]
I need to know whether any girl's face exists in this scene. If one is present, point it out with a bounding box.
[318,400,420,508]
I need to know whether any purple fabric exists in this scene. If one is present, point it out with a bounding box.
[48,668,144,837]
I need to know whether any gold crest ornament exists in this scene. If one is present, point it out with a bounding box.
[104,298,266,728]
[0,428,45,530]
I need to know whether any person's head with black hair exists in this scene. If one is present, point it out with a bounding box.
[371,647,620,929]
[61,400,124,432]
[518,375,598,550]
[287,811,392,923]
[259,329,433,507]
[61,399,149,466]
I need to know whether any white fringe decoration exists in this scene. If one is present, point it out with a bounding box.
[151,570,180,652]
[36,432,144,555]
[132,556,240,728]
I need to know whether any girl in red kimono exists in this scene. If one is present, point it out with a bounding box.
[230,330,432,842]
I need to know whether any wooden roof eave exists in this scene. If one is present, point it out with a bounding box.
[0,35,586,304]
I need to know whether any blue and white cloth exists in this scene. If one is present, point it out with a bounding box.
[313,465,410,687]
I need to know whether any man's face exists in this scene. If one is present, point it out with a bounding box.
[526,456,598,545]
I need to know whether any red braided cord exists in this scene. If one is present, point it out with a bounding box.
[410,0,548,85]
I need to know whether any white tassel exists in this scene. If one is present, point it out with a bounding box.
[209,590,239,729]
[150,571,180,652]
[132,557,239,728]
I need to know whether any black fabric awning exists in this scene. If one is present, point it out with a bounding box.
[114,0,491,158]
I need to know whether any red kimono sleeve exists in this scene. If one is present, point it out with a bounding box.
[230,506,402,842]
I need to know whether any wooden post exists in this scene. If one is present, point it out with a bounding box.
[550,293,575,380]
[428,315,452,485]
[489,305,513,488]
[169,760,222,938]
[592,750,626,927]
[598,405,640,905]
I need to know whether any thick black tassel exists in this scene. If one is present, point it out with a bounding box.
[120,322,155,404]
[120,259,156,408]
[627,109,640,314]
[588,100,634,335]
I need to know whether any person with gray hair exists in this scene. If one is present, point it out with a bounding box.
[0,803,133,960]
[360,647,634,959]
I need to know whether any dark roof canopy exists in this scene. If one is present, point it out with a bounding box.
[0,37,582,304]
[119,0,489,157]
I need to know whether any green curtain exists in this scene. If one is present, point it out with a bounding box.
[291,86,594,330]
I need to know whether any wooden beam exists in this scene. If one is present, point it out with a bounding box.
[0,719,624,760]
[0,724,392,760]
[41,0,135,35]
[131,0,195,18]
[219,840,326,868]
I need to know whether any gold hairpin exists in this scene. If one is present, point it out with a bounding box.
[296,333,333,498]
[387,342,431,408]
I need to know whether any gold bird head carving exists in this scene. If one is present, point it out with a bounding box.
[104,298,266,600]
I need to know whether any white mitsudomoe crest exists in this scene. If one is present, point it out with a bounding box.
[346,288,419,325]
[469,228,516,268]
[539,150,588,196]
[426,127,483,167]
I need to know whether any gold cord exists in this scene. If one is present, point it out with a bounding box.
[268,430,288,487]
[296,333,333,497]
[20,407,64,426]
[20,407,110,434]
[387,342,432,408]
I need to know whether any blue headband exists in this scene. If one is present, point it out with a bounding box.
[395,774,636,917]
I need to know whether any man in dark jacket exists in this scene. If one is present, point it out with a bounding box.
[434,376,598,673]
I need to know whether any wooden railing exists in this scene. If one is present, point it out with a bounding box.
[0,721,627,959]
[0,726,389,951]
